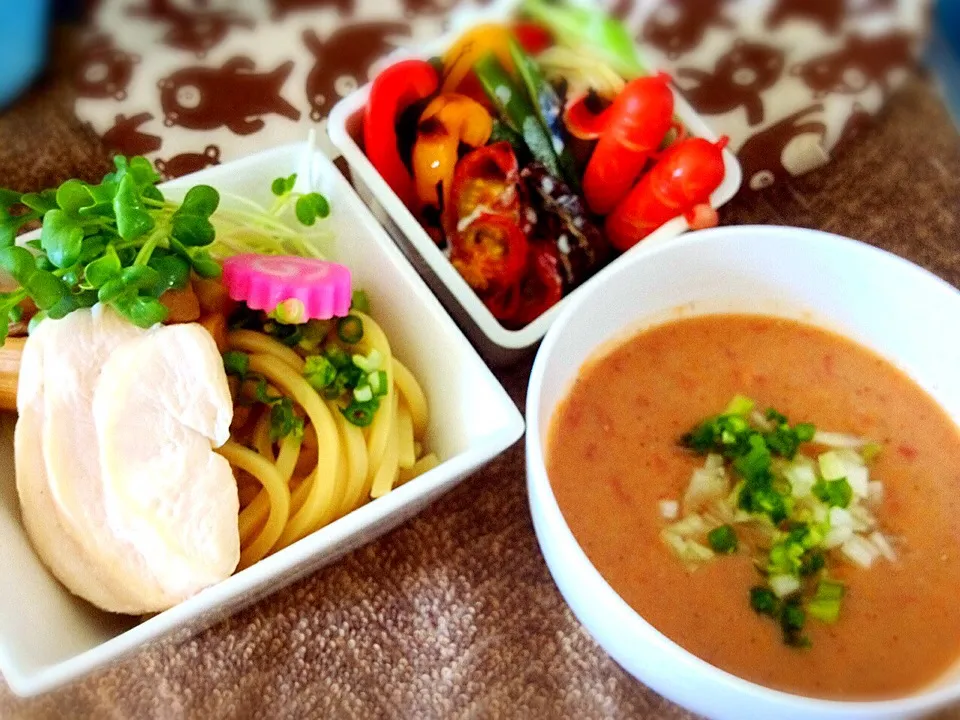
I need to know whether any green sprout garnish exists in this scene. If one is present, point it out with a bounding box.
[0,157,219,342]
[0,158,333,346]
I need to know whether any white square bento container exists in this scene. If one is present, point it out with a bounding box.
[328,0,743,365]
[0,141,525,697]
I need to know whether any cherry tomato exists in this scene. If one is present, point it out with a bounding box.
[511,244,564,327]
[445,141,522,238]
[512,21,553,55]
[451,213,529,293]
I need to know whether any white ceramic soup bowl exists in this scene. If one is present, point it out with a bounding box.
[525,225,960,720]
[0,141,524,697]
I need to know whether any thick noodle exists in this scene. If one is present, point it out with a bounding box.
[353,312,393,482]
[223,316,434,569]
[391,358,428,437]
[246,354,340,551]
[332,403,369,518]
[228,329,304,371]
[219,441,290,569]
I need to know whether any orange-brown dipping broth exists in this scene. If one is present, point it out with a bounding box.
[546,314,960,699]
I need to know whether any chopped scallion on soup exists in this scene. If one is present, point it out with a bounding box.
[665,395,894,647]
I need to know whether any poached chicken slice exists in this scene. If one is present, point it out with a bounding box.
[15,306,239,614]
[93,323,238,605]
[18,307,149,612]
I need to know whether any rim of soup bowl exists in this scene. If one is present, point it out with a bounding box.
[525,225,960,720]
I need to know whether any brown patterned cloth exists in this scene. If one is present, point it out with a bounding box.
[73,0,927,194]
[2,43,960,717]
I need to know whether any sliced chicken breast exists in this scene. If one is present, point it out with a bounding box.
[15,311,145,612]
[94,323,238,605]
[15,306,239,615]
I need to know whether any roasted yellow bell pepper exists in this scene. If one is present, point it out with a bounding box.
[412,94,493,211]
[441,23,515,96]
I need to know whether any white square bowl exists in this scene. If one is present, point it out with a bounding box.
[0,141,525,697]
[327,0,743,365]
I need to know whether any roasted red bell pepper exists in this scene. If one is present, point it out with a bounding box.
[364,59,440,210]
[451,213,529,293]
[605,136,729,251]
[564,73,675,215]
[412,93,492,212]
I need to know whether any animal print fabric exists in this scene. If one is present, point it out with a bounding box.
[74,0,927,190]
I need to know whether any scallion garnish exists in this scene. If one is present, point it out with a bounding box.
[350,289,370,314]
[806,580,845,623]
[336,314,363,344]
[353,384,373,403]
[666,396,892,648]
[707,524,738,554]
[749,586,778,616]
[222,350,249,377]
[325,345,351,369]
[340,399,378,427]
[813,477,853,508]
[269,397,304,441]
[780,598,810,648]
[368,369,388,397]
[303,355,336,391]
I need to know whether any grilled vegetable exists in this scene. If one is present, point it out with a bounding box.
[520,162,607,290]
[412,94,493,212]
[364,59,440,209]
[474,53,562,178]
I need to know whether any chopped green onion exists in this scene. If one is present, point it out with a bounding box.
[323,374,348,400]
[340,398,379,427]
[350,289,370,314]
[807,580,845,623]
[353,384,373,403]
[818,451,846,481]
[270,297,306,325]
[222,350,249,377]
[795,423,816,442]
[707,524,738,554]
[766,407,788,425]
[297,318,332,353]
[336,314,363,344]
[269,397,304,441]
[800,550,826,576]
[862,442,883,462]
[303,355,336,391]
[769,574,801,598]
[325,345,351,369]
[780,599,810,647]
[813,477,853,508]
[352,349,382,373]
[725,394,755,416]
[368,369,388,397]
[749,586,778,616]
[337,363,363,390]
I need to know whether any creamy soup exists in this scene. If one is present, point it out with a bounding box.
[546,314,960,699]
